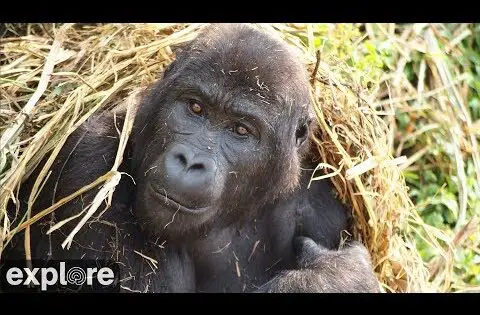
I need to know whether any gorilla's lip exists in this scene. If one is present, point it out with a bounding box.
[148,183,209,215]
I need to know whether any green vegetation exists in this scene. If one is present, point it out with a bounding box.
[304,23,480,291]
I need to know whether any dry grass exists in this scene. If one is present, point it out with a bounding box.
[364,24,480,292]
[0,23,438,292]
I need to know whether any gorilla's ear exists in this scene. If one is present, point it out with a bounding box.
[295,117,311,148]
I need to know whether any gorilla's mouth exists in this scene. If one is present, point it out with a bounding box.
[148,183,209,215]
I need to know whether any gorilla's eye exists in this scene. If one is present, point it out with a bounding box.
[230,123,249,137]
[189,101,204,115]
[235,125,249,136]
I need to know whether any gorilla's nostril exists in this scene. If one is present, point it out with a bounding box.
[189,163,205,171]
[175,153,188,167]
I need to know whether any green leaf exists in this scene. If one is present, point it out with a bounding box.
[424,211,445,228]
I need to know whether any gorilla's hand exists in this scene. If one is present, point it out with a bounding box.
[257,236,380,293]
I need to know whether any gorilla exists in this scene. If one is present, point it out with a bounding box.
[3,24,379,293]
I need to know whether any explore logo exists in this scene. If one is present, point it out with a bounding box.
[0,260,120,292]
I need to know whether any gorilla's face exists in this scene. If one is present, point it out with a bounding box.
[131,24,311,242]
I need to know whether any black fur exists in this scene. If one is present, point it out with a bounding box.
[3,24,379,293]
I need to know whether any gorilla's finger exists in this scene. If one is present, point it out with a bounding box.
[293,236,328,267]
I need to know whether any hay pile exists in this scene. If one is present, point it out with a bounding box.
[0,23,430,292]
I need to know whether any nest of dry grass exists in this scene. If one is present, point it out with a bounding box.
[0,23,431,292]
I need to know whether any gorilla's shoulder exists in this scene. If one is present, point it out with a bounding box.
[28,109,128,207]
[77,109,125,141]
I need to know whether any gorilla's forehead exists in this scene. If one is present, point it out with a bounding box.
[176,24,310,116]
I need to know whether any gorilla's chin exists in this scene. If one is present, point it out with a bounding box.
[132,181,216,242]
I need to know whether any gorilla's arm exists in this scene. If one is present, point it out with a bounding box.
[259,169,380,293]
[256,237,380,293]
[5,113,122,261]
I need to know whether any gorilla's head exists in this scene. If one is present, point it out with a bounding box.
[130,24,312,242]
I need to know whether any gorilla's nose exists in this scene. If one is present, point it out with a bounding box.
[163,144,217,207]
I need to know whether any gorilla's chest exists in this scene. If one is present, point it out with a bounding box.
[190,215,297,293]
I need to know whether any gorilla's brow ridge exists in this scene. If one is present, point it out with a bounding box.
[173,77,274,132]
